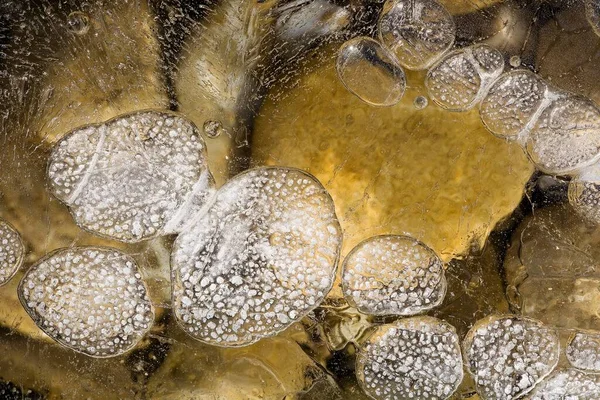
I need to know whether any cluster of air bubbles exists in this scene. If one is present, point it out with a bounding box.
[356,317,463,400]
[0,219,24,286]
[566,331,600,372]
[463,315,560,400]
[18,247,155,357]
[47,110,215,243]
[586,0,600,38]
[529,369,600,400]
[171,167,342,346]
[341,235,446,316]
[426,44,504,111]
[67,11,90,35]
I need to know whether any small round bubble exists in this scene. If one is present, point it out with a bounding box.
[509,55,522,68]
[203,120,224,138]
[413,95,428,110]
[67,11,90,35]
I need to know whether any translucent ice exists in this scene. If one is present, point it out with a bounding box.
[568,169,600,225]
[479,70,550,141]
[18,247,155,357]
[586,0,600,38]
[529,369,600,400]
[47,111,215,243]
[336,37,406,107]
[426,44,504,111]
[355,316,463,400]
[463,315,560,400]
[171,167,342,347]
[0,220,23,286]
[341,235,446,316]
[567,331,600,372]
[378,0,456,70]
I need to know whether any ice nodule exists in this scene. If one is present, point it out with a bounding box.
[0,219,24,287]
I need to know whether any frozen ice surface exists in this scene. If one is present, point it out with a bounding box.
[568,169,600,225]
[529,368,600,400]
[0,219,24,286]
[426,44,504,111]
[18,247,155,357]
[171,167,342,347]
[355,316,463,400]
[566,331,600,372]
[47,110,215,243]
[526,95,600,175]
[336,37,406,107]
[586,0,600,38]
[341,235,446,316]
[463,315,560,400]
[479,70,550,141]
[378,0,455,70]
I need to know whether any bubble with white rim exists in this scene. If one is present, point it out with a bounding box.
[356,316,463,400]
[529,368,600,400]
[0,219,24,286]
[336,37,406,107]
[341,235,446,316]
[479,70,550,141]
[566,331,600,372]
[378,0,455,70]
[47,110,215,243]
[426,44,504,111]
[171,167,342,347]
[18,247,155,357]
[463,315,560,400]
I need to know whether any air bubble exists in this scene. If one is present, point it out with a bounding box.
[413,95,428,110]
[529,369,600,400]
[67,11,90,35]
[47,111,215,243]
[171,167,342,347]
[567,331,600,372]
[0,219,24,286]
[356,317,463,400]
[203,120,225,138]
[463,315,560,400]
[18,247,155,357]
[336,37,406,107]
[341,235,446,316]
[509,55,521,68]
[378,0,455,70]
[426,44,504,111]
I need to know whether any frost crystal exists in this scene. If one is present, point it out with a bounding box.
[18,247,154,357]
[378,0,455,70]
[566,331,600,372]
[171,167,342,347]
[47,111,215,243]
[529,369,600,400]
[341,235,446,316]
[336,37,406,107]
[356,317,463,400]
[463,315,560,400]
[0,219,24,286]
[426,44,504,111]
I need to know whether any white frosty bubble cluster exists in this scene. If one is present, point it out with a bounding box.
[341,235,446,316]
[529,369,600,400]
[356,317,463,400]
[463,315,559,400]
[48,110,215,243]
[336,36,406,107]
[18,247,154,357]
[480,70,600,175]
[566,331,600,372]
[426,44,504,111]
[0,219,24,286]
[171,167,342,347]
[378,0,455,70]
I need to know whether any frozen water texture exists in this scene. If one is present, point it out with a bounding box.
[479,70,549,141]
[171,167,342,347]
[18,247,155,357]
[586,0,600,38]
[0,219,24,286]
[566,331,600,372]
[463,315,560,400]
[426,44,504,111]
[47,111,215,243]
[356,316,463,400]
[529,369,600,400]
[526,95,600,175]
[336,37,406,107]
[341,235,446,316]
[568,168,600,225]
[378,0,455,70]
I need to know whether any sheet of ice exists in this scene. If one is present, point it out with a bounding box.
[0,219,24,286]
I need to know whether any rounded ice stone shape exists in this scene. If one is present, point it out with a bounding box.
[18,247,155,357]
[0,219,24,286]
[566,330,600,372]
[171,167,342,347]
[529,368,600,400]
